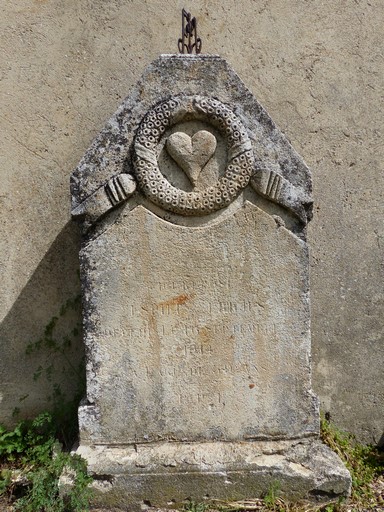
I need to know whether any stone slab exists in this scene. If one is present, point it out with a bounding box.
[79,200,318,445]
[72,439,351,509]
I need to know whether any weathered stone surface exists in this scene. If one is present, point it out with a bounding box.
[70,54,350,506]
[79,202,317,445]
[72,173,137,228]
[70,56,312,226]
[74,439,350,508]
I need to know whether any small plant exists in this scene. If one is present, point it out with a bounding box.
[263,481,280,508]
[320,498,346,512]
[23,293,85,450]
[14,451,92,512]
[0,469,12,495]
[0,412,92,511]
[321,414,384,509]
[0,423,28,459]
[183,499,210,512]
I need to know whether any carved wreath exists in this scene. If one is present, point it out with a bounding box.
[133,95,254,216]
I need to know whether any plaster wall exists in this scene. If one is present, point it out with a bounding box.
[1,0,383,444]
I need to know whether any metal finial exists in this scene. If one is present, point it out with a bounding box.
[178,8,202,54]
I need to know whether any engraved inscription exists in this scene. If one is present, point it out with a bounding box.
[100,294,264,319]
[233,323,276,335]
[158,278,223,291]
[183,342,213,356]
[100,323,276,338]
[145,361,259,383]
[177,392,222,406]
[219,300,252,313]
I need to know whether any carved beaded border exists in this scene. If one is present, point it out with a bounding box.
[133,95,254,216]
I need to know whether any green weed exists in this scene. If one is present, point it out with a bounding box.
[263,481,280,508]
[183,500,210,512]
[0,412,92,511]
[23,294,85,450]
[0,469,12,496]
[320,414,384,509]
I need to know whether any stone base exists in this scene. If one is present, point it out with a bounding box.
[70,439,351,509]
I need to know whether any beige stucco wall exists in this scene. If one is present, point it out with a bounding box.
[1,0,383,444]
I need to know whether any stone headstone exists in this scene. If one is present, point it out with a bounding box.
[71,55,350,508]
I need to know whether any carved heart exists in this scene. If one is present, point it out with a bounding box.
[166,130,217,185]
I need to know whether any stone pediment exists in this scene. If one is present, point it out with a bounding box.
[71,55,312,229]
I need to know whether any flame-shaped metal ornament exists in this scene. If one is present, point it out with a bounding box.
[178,8,202,54]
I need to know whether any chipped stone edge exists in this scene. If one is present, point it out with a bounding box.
[60,439,351,508]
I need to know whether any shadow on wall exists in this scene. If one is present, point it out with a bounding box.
[0,221,84,428]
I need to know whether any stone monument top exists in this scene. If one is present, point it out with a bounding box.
[70,46,350,507]
[71,54,312,230]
